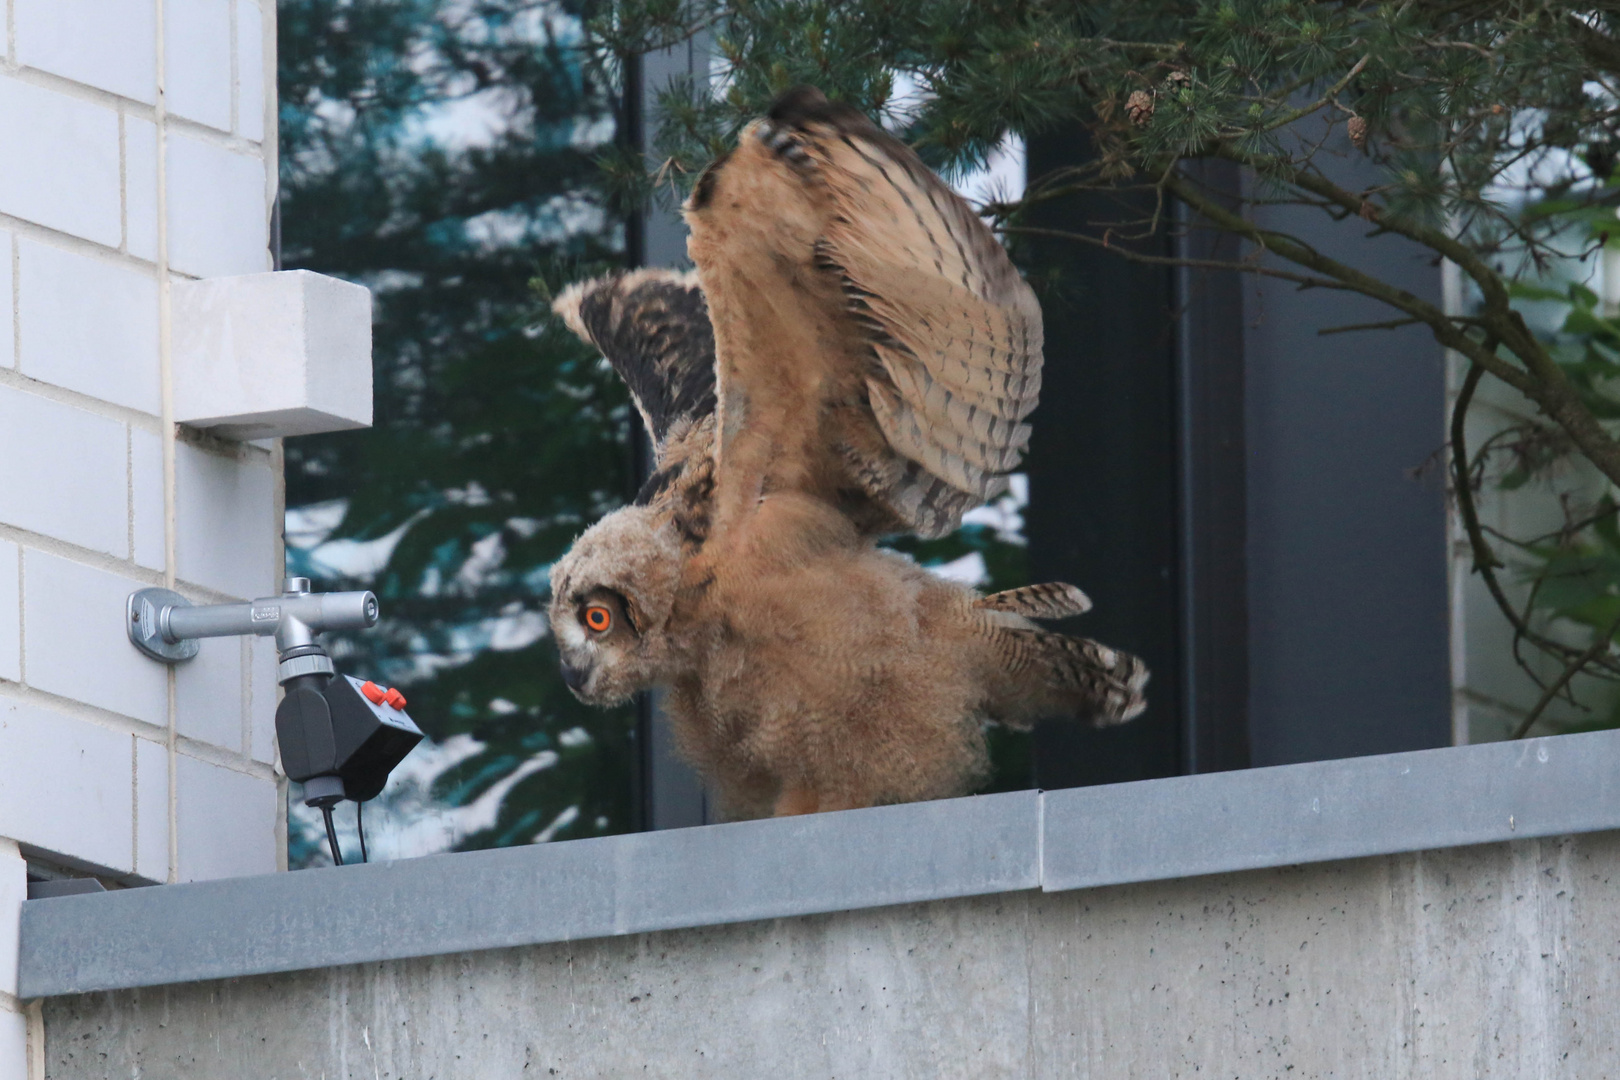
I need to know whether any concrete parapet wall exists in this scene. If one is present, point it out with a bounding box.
[27,729,1620,1077]
[40,830,1620,1078]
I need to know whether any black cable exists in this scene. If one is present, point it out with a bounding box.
[356,800,369,863]
[321,804,344,866]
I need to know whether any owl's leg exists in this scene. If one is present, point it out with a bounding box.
[772,785,821,816]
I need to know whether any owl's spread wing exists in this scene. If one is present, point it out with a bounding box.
[805,97,1043,512]
[687,87,1043,540]
[552,269,717,454]
[553,269,719,546]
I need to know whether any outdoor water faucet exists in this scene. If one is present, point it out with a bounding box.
[127,578,422,865]
[127,576,379,667]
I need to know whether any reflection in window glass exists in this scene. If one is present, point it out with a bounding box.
[278,0,634,865]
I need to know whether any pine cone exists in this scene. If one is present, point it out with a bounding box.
[1347,115,1368,150]
[1127,90,1154,128]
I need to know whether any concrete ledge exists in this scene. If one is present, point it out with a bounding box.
[20,728,1620,999]
[18,789,1039,997]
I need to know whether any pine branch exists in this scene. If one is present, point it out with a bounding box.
[1001,225,1351,290]
[1174,154,1620,493]
[1258,53,1372,134]
[1511,612,1620,739]
[1449,362,1620,687]
[1316,317,1423,335]
[1161,170,1531,393]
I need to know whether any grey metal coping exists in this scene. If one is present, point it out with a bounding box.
[19,789,1040,998]
[19,727,1620,998]
[1042,726,1620,891]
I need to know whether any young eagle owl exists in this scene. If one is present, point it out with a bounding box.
[549,86,1147,819]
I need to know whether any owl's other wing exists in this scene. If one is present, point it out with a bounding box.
[554,269,719,546]
[686,87,1043,540]
[552,269,717,455]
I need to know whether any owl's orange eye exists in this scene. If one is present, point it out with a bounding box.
[583,605,612,633]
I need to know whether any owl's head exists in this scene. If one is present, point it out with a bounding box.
[547,505,683,706]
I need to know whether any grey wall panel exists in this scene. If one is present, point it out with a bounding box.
[1175,159,1251,773]
[1024,123,1184,790]
[1243,132,1450,765]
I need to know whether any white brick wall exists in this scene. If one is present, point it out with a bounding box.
[134,739,170,881]
[14,2,159,104]
[0,544,17,685]
[0,702,137,874]
[0,4,283,1066]
[0,1013,22,1080]
[175,755,278,882]
[249,635,278,763]
[165,0,234,132]
[0,76,122,248]
[0,841,22,994]
[131,429,166,571]
[236,0,266,143]
[22,552,171,727]
[166,131,275,278]
[124,119,160,263]
[0,386,129,557]
[0,841,21,1080]
[0,232,13,370]
[16,238,161,414]
[176,441,278,598]
[175,635,243,750]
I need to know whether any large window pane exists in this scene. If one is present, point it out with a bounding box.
[278,0,635,865]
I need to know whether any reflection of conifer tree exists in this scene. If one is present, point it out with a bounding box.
[278,0,636,865]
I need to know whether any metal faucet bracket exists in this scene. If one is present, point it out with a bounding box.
[127,577,379,666]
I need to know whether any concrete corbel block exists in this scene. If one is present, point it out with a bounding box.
[173,270,373,440]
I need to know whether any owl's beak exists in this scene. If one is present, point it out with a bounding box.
[560,661,590,694]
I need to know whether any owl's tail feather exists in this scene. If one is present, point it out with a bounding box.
[986,627,1148,729]
[975,582,1092,620]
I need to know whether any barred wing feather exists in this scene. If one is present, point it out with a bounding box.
[773,88,1045,536]
[552,269,717,455]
